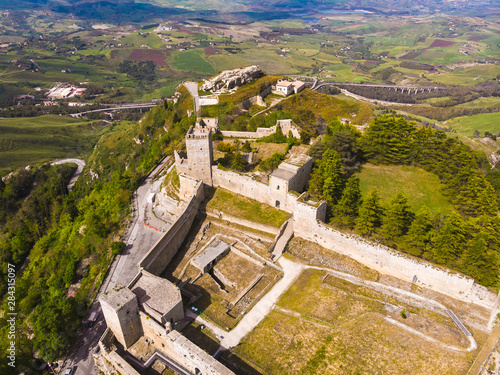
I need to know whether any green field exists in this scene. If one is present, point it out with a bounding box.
[0,115,107,169]
[355,164,454,215]
[171,49,216,75]
[445,112,500,137]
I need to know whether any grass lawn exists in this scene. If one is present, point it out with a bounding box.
[0,115,107,169]
[207,188,290,228]
[355,163,454,215]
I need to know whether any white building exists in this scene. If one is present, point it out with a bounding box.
[275,79,306,96]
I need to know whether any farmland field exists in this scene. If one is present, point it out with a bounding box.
[128,49,168,65]
[171,49,215,75]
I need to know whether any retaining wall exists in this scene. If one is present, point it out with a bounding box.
[206,209,281,235]
[293,210,496,309]
[139,180,204,276]
[212,167,271,205]
[199,96,219,106]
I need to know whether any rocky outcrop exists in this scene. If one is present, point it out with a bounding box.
[200,65,263,93]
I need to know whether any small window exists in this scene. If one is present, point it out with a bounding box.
[275,200,280,208]
[276,185,280,190]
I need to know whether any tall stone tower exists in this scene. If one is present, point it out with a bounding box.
[100,284,143,349]
[175,118,215,186]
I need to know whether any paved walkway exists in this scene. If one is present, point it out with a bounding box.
[468,324,500,374]
[63,158,169,375]
[51,158,86,191]
[102,160,167,293]
[191,257,303,349]
[271,218,294,260]
[183,81,200,113]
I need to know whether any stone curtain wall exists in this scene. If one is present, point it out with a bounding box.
[212,167,302,213]
[293,206,496,309]
[220,131,261,139]
[212,167,272,205]
[139,180,204,275]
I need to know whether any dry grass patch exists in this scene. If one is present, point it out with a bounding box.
[250,142,288,161]
[234,269,472,374]
[214,251,264,292]
[285,237,380,281]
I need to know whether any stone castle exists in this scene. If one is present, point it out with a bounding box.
[99,115,498,375]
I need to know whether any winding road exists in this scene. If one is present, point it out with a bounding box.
[51,158,86,191]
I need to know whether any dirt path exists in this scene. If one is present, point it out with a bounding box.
[251,97,285,117]
[385,317,470,352]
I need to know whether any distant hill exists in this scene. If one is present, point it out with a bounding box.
[2,0,498,22]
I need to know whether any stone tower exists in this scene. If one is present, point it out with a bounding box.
[175,118,215,186]
[100,284,143,349]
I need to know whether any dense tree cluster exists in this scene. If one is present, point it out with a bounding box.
[119,60,157,82]
[308,115,500,287]
[0,90,194,374]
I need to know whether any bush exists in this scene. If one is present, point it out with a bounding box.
[259,153,284,172]
[111,241,126,256]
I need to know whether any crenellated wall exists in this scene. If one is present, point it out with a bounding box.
[220,130,261,139]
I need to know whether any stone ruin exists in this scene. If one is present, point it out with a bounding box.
[200,65,263,93]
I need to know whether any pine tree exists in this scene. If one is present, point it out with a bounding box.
[230,151,246,171]
[381,193,414,241]
[308,149,343,205]
[360,116,416,165]
[457,167,498,217]
[462,232,489,278]
[335,175,362,227]
[356,189,383,236]
[402,206,434,257]
[461,215,500,286]
[432,211,467,266]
